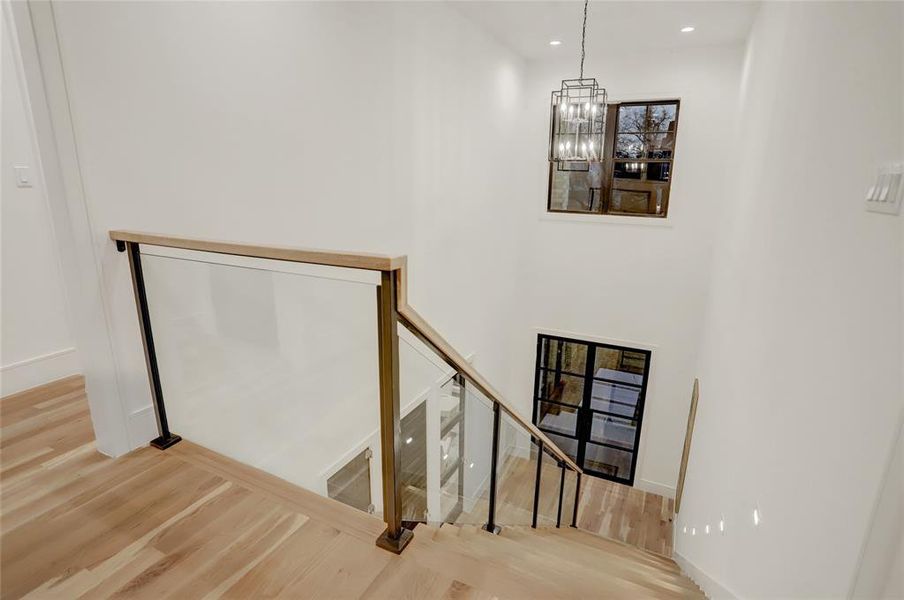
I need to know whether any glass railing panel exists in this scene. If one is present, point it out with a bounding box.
[444,382,494,524]
[562,465,579,527]
[494,410,540,526]
[396,323,494,526]
[396,323,454,523]
[140,246,385,515]
[535,445,562,527]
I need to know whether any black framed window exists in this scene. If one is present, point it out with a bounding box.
[531,334,651,486]
[547,99,680,218]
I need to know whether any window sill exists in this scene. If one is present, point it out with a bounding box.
[540,211,674,228]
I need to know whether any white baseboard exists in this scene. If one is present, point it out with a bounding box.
[1,347,79,397]
[636,478,676,498]
[127,405,158,449]
[673,550,739,599]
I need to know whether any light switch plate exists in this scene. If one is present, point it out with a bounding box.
[14,165,32,188]
[865,163,903,215]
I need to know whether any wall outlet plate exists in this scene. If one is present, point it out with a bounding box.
[865,163,903,215]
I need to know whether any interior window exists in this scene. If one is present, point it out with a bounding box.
[548,100,680,218]
[532,334,651,486]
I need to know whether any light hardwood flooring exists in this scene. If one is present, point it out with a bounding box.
[1,376,699,598]
[455,452,674,556]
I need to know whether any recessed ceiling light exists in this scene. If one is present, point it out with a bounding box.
[680,26,695,33]
[549,40,562,46]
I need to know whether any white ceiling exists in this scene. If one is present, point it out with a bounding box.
[451,1,759,61]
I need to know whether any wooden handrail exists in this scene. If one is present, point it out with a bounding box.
[397,303,582,474]
[108,230,582,474]
[109,230,407,272]
[674,378,699,513]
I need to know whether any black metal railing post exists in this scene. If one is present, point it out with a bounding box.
[556,463,565,528]
[119,240,181,450]
[483,402,502,534]
[532,440,544,528]
[375,269,413,554]
[571,472,581,528]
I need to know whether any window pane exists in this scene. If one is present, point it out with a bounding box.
[615,134,645,159]
[589,413,637,450]
[593,348,648,379]
[543,431,579,462]
[646,133,675,159]
[613,162,643,180]
[537,371,585,406]
[549,168,601,213]
[590,381,640,417]
[583,443,633,480]
[537,401,579,437]
[539,338,588,374]
[647,162,672,182]
[609,189,651,213]
[617,105,647,132]
[649,103,678,131]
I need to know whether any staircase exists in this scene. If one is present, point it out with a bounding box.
[389,522,705,598]
[102,231,705,597]
[1,375,706,598]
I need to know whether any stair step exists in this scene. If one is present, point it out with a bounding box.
[499,526,700,594]
[407,522,702,599]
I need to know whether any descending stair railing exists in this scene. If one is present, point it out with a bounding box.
[111,230,583,555]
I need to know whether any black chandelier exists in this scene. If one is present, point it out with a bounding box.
[548,0,607,172]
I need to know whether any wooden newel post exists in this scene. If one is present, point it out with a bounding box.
[375,270,413,553]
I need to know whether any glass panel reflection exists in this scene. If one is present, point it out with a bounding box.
[617,105,647,132]
[496,412,540,526]
[590,381,640,418]
[649,104,678,131]
[615,134,646,159]
[610,189,651,213]
[541,339,589,374]
[327,447,373,514]
[401,401,427,521]
[537,371,585,407]
[589,413,637,450]
[613,162,643,180]
[583,443,633,479]
[536,447,560,527]
[542,430,579,462]
[536,401,579,437]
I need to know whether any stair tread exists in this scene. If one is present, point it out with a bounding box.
[499,526,699,593]
[405,523,704,599]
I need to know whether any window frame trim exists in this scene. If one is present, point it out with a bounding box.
[545,96,682,221]
[531,332,653,486]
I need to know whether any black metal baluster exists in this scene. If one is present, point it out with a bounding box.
[532,440,544,528]
[118,240,181,450]
[571,472,581,528]
[556,463,565,528]
[483,403,501,534]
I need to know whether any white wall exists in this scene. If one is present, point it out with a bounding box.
[18,1,534,453]
[675,2,903,597]
[508,44,745,495]
[851,420,904,599]
[1,8,78,396]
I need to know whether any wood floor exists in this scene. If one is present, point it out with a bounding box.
[1,376,699,599]
[456,452,674,556]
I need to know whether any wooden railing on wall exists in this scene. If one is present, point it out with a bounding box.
[675,378,699,514]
